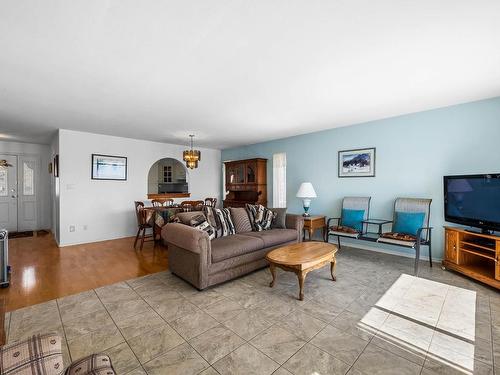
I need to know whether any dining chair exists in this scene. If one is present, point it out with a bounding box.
[152,198,174,207]
[204,197,217,207]
[180,200,204,211]
[134,201,154,250]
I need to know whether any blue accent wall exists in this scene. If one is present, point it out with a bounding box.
[222,97,500,259]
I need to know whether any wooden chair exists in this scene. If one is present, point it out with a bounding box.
[325,197,371,249]
[134,201,154,250]
[377,198,433,276]
[204,197,217,207]
[152,198,174,207]
[180,200,204,211]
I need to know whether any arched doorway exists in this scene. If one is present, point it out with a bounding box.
[147,158,189,196]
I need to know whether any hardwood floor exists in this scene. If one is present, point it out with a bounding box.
[0,232,167,312]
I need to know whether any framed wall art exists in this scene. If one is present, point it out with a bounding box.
[338,148,376,178]
[91,154,127,180]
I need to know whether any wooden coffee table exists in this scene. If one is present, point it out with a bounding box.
[266,242,338,301]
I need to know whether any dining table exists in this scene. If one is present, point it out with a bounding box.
[143,206,183,239]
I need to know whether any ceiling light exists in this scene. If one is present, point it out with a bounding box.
[183,134,201,169]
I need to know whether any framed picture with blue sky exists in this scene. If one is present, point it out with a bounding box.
[338,147,376,178]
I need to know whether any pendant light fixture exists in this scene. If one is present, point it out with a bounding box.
[183,134,201,169]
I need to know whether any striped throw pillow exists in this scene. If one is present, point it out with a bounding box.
[204,207,235,237]
[245,204,276,231]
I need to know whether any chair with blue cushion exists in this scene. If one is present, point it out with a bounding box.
[325,197,371,249]
[377,197,433,276]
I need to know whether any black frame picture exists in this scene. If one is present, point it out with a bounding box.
[91,154,127,181]
[338,147,376,178]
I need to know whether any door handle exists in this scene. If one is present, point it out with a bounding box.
[11,195,17,199]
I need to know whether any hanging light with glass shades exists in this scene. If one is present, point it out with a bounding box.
[183,134,201,169]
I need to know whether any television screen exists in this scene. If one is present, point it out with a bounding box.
[445,174,500,230]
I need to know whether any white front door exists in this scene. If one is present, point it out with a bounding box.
[18,156,38,231]
[0,155,18,232]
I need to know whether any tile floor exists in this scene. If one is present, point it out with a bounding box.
[4,246,500,375]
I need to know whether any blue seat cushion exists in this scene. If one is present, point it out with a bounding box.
[341,209,365,232]
[393,211,425,236]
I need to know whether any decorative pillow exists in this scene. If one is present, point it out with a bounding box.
[341,209,365,232]
[189,214,216,240]
[229,207,253,233]
[64,353,116,375]
[203,206,218,229]
[175,211,205,225]
[0,333,63,375]
[270,207,287,229]
[246,204,276,231]
[212,208,235,237]
[393,211,425,236]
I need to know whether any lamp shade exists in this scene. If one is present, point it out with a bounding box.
[296,182,317,198]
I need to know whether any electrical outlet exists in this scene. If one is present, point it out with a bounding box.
[69,225,75,232]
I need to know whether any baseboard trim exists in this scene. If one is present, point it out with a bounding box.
[327,238,443,262]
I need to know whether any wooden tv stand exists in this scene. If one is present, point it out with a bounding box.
[443,227,500,289]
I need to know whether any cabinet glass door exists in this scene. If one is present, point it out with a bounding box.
[234,164,245,183]
[246,161,256,183]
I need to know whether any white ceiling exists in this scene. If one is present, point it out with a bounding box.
[0,1,499,148]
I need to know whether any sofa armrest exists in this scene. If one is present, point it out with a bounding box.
[162,223,211,289]
[285,214,304,243]
[163,223,210,255]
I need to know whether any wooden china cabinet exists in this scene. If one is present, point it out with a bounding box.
[223,158,267,207]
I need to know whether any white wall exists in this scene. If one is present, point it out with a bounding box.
[49,132,60,244]
[58,129,221,246]
[0,140,52,231]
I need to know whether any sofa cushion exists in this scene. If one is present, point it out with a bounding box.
[230,207,253,233]
[175,211,206,225]
[64,354,116,375]
[240,229,298,247]
[211,234,264,263]
[0,333,63,375]
[269,208,287,229]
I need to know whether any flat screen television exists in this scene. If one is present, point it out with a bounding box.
[444,174,500,233]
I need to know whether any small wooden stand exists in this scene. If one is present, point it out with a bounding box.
[302,216,326,241]
[443,227,500,289]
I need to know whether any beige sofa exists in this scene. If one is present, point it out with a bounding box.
[162,210,304,290]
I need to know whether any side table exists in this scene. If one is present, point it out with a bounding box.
[302,215,326,241]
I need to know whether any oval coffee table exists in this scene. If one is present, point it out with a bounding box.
[265,241,338,301]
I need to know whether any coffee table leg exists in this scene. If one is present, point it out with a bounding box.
[330,259,337,281]
[298,271,306,301]
[269,264,277,288]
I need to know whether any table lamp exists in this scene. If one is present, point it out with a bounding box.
[296,182,317,217]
